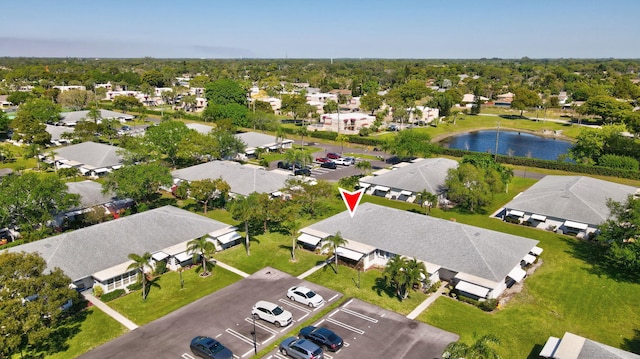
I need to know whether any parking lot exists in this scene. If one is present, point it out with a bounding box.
[264,298,458,359]
[80,267,342,359]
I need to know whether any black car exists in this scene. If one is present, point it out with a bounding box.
[294,168,311,176]
[298,326,343,352]
[190,336,233,359]
[320,161,337,169]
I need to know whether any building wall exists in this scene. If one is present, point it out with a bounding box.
[94,269,138,293]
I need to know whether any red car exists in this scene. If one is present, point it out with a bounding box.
[316,157,331,163]
[326,153,341,159]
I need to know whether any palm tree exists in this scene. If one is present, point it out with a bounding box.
[321,231,348,273]
[297,127,309,147]
[127,252,152,300]
[284,149,313,173]
[383,256,426,300]
[405,258,427,293]
[335,134,348,155]
[442,334,501,359]
[187,236,216,277]
[87,107,102,123]
[228,196,254,255]
[417,189,438,215]
[286,219,301,261]
[355,160,372,175]
[275,126,287,150]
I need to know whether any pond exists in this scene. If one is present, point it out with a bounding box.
[439,130,573,161]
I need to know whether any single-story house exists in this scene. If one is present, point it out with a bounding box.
[52,180,133,226]
[5,206,239,293]
[500,176,639,237]
[540,332,640,359]
[171,160,289,197]
[53,85,86,92]
[58,109,134,126]
[299,203,540,299]
[45,124,73,146]
[314,112,375,134]
[53,141,124,177]
[235,131,293,156]
[359,157,458,204]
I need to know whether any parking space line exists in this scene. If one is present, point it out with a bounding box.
[242,349,254,358]
[328,309,340,317]
[326,317,365,335]
[278,299,312,313]
[244,318,278,334]
[340,308,379,323]
[181,353,195,359]
[327,293,340,303]
[344,298,354,307]
[225,329,255,345]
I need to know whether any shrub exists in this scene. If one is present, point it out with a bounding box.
[100,289,125,302]
[425,280,441,294]
[93,286,104,298]
[597,154,639,171]
[479,299,498,312]
[154,261,168,276]
[127,282,143,291]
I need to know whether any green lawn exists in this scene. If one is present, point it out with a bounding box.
[305,265,431,315]
[108,266,242,326]
[212,230,328,276]
[46,307,127,359]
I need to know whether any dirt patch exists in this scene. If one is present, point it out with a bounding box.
[497,258,543,309]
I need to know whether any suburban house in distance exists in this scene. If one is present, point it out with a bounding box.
[5,206,240,293]
[500,176,639,237]
[313,112,375,134]
[171,160,289,197]
[539,332,640,359]
[359,157,458,203]
[58,109,135,126]
[53,141,124,177]
[299,203,541,299]
[45,124,73,146]
[235,131,293,157]
[53,180,133,226]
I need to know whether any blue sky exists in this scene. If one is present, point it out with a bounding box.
[1,0,639,58]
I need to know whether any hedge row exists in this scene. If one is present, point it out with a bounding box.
[435,148,640,180]
[100,289,125,302]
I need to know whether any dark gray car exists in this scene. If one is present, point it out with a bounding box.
[190,336,233,359]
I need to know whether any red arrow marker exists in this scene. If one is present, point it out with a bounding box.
[339,187,366,218]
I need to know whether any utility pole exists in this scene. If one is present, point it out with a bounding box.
[494,121,500,161]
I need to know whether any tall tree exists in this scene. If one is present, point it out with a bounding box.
[144,120,191,166]
[577,95,633,124]
[57,89,95,111]
[211,127,246,160]
[187,236,216,277]
[16,97,61,124]
[360,92,383,115]
[205,79,247,106]
[417,189,438,214]
[102,162,172,205]
[445,163,492,213]
[511,87,542,117]
[383,256,427,300]
[384,130,432,159]
[597,195,640,279]
[127,252,153,300]
[321,231,348,273]
[112,95,142,113]
[141,70,167,88]
[189,178,231,213]
[228,193,260,255]
[0,252,78,358]
[0,172,79,233]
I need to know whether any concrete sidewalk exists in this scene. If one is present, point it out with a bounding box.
[215,260,250,278]
[297,260,330,279]
[82,291,139,330]
[406,283,447,320]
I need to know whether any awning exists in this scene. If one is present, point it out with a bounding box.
[336,247,365,261]
[298,233,322,246]
[523,254,536,264]
[531,214,547,221]
[539,336,560,358]
[94,168,109,174]
[174,251,192,263]
[455,280,490,298]
[399,190,412,196]
[271,191,283,197]
[564,220,588,230]
[373,185,390,192]
[507,266,527,283]
[508,210,524,217]
[530,246,543,256]
[151,252,169,261]
[245,149,256,155]
[217,231,241,245]
[358,182,371,189]
[93,260,135,282]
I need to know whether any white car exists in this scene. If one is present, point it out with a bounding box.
[332,158,351,166]
[252,300,293,327]
[287,286,325,308]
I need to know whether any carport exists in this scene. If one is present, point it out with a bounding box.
[455,280,490,299]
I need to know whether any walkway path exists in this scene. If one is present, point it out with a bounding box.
[215,260,250,278]
[82,291,139,330]
[297,260,330,279]
[406,282,447,320]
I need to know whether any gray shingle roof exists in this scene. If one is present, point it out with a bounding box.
[59,109,134,125]
[5,206,231,281]
[172,161,289,196]
[54,141,123,168]
[303,203,537,283]
[66,180,116,208]
[235,131,291,150]
[186,123,214,134]
[361,158,458,194]
[45,124,73,141]
[504,176,638,225]
[554,332,640,359]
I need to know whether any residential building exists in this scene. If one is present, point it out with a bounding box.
[58,109,134,126]
[299,203,540,299]
[500,176,638,237]
[53,141,124,177]
[53,85,86,92]
[540,332,640,359]
[313,112,375,134]
[235,131,293,156]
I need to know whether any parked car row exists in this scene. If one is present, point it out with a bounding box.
[314,154,355,167]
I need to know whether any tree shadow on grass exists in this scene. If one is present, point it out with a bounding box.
[622,329,640,354]
[562,237,639,283]
[372,277,400,301]
[34,306,90,357]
